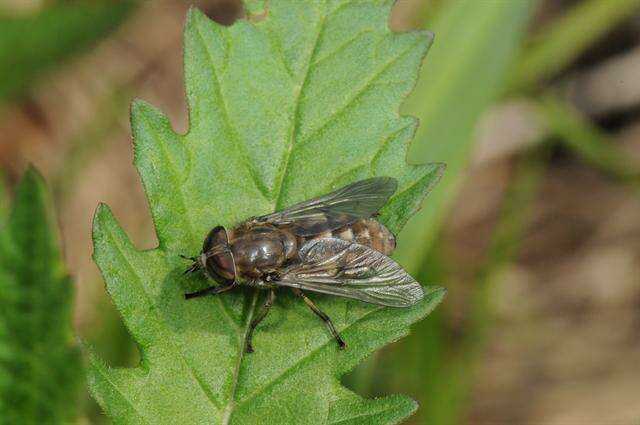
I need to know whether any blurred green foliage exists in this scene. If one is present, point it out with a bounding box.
[507,0,640,93]
[0,0,135,102]
[396,0,535,274]
[426,150,547,425]
[537,93,640,183]
[0,169,81,424]
[383,0,640,424]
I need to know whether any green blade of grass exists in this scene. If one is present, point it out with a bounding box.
[507,0,640,93]
[394,0,536,273]
[413,150,547,425]
[536,93,640,182]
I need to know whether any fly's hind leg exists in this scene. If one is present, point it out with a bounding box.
[292,288,346,350]
[245,289,275,354]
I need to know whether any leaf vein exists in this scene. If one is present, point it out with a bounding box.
[265,27,294,80]
[222,291,260,425]
[370,121,414,171]
[138,112,196,246]
[235,305,384,410]
[273,0,328,208]
[140,113,240,330]
[193,18,270,200]
[91,363,151,424]
[102,223,223,412]
[312,28,373,67]
[329,404,404,425]
[296,39,422,151]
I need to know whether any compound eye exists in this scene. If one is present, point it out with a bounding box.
[202,226,235,283]
[203,225,228,253]
[205,252,235,283]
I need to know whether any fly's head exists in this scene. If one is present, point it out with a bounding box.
[181,225,236,284]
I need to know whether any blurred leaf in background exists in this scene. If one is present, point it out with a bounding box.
[413,150,546,425]
[536,92,640,183]
[507,0,640,93]
[396,0,536,273]
[379,3,536,421]
[378,0,640,424]
[88,2,445,424]
[349,0,536,424]
[0,0,135,103]
[0,174,7,226]
[0,168,81,424]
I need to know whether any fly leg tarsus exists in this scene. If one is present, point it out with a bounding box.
[293,288,346,350]
[245,289,275,353]
[184,283,234,299]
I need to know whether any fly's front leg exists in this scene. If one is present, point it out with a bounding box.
[184,282,235,299]
[245,288,275,353]
[292,288,346,350]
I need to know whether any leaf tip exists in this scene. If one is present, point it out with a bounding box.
[94,202,112,221]
[20,164,46,192]
[420,29,435,50]
[419,161,447,193]
[130,98,173,131]
[185,6,208,29]
[244,0,268,21]
[402,395,419,418]
[92,203,114,244]
[424,285,447,311]
[433,161,447,178]
[14,166,51,222]
[130,98,156,119]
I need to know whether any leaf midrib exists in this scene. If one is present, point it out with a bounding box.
[222,292,259,425]
[222,4,329,422]
[220,5,427,421]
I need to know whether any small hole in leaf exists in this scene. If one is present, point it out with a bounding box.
[201,0,243,26]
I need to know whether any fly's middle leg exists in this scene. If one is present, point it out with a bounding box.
[292,288,346,350]
[245,288,275,353]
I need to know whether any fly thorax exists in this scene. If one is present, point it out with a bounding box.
[281,229,298,259]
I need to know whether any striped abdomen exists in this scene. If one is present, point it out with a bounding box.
[298,218,396,256]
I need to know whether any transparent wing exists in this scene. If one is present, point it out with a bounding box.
[257,177,397,236]
[275,238,423,307]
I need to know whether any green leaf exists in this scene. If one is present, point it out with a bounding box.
[88,2,445,424]
[0,0,134,102]
[0,168,81,424]
[394,0,535,273]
